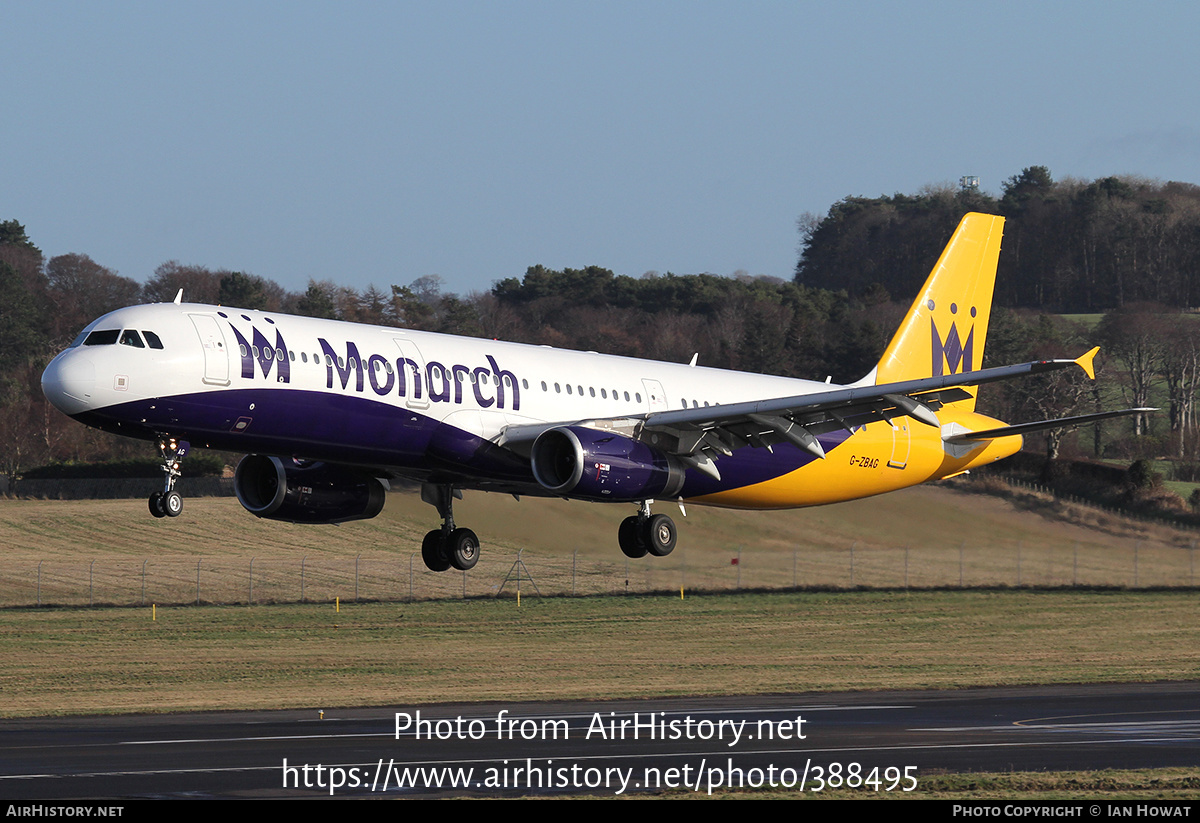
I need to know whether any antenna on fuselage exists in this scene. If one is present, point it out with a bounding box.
[173,289,183,305]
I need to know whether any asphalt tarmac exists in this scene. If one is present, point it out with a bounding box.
[2,681,1198,798]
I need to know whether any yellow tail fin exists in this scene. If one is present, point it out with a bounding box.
[872,213,1004,411]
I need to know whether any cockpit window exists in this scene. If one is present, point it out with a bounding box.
[120,330,145,348]
[142,331,164,349]
[83,329,120,346]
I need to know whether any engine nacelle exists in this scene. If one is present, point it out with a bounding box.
[530,426,685,502]
[234,455,388,524]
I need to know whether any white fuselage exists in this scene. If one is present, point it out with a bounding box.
[42,302,834,494]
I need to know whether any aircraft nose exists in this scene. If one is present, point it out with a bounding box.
[41,351,97,416]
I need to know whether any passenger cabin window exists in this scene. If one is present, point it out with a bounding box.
[84,330,120,346]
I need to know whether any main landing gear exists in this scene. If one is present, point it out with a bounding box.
[414,489,677,570]
[618,500,677,559]
[148,438,186,519]
[420,483,479,572]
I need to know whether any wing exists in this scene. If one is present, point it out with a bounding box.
[496,348,1143,481]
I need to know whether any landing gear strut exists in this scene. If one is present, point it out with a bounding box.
[148,438,187,519]
[618,500,676,559]
[420,483,479,572]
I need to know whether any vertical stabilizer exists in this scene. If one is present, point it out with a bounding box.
[871,212,1004,411]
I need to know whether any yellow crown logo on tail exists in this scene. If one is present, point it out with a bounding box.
[873,213,1004,412]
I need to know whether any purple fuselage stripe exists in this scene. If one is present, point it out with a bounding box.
[73,389,850,496]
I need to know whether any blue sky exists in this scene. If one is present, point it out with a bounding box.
[4,1,1198,296]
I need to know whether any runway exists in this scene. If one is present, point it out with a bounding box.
[2,681,1198,798]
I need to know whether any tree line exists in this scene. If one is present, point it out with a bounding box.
[796,167,1200,312]
[3,166,1199,486]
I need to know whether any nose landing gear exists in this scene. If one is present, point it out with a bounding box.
[148,438,187,519]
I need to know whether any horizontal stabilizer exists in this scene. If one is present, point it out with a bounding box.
[942,408,1156,444]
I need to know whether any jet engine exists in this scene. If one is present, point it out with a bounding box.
[530,426,685,502]
[234,455,388,524]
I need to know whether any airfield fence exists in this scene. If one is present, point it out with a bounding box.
[2,540,1197,608]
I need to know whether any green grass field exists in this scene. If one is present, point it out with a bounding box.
[2,590,1198,718]
[2,483,1199,718]
[2,483,1197,607]
[4,483,1199,798]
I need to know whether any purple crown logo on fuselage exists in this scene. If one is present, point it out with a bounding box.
[229,326,291,383]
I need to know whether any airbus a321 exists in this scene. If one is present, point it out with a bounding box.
[41,214,1144,571]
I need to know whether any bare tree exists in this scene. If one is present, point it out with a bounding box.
[45,254,141,343]
[1098,306,1167,436]
[143,261,222,304]
[1160,315,1200,456]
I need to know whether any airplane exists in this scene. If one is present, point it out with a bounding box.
[40,213,1147,572]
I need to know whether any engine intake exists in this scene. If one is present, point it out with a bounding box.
[530,426,685,502]
[234,455,388,524]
